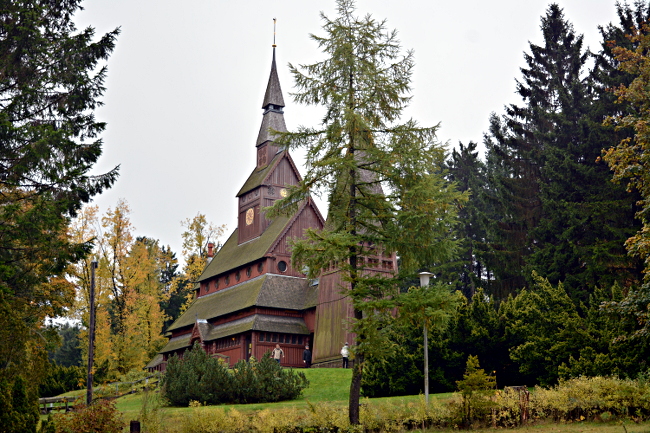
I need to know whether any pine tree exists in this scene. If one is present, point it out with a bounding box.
[269,0,465,423]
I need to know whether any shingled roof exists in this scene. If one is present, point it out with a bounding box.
[237,151,284,197]
[203,314,309,342]
[198,214,291,282]
[261,48,285,109]
[166,274,313,333]
[159,334,191,354]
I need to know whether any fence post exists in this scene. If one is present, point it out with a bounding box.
[130,420,141,433]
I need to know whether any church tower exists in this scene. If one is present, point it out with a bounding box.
[156,47,325,370]
[236,48,300,245]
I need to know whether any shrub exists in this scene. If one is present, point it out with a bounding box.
[162,343,308,406]
[529,376,650,421]
[454,355,497,427]
[52,399,125,433]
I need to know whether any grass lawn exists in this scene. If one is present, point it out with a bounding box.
[52,368,650,432]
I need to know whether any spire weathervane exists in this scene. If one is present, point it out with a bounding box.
[273,18,277,47]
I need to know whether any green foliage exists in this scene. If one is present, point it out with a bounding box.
[162,344,308,406]
[0,0,118,423]
[49,324,83,368]
[52,399,125,433]
[39,365,85,398]
[398,282,463,332]
[455,355,497,426]
[481,4,641,302]
[530,376,650,421]
[361,320,432,397]
[268,0,465,422]
[0,376,39,433]
[501,273,589,386]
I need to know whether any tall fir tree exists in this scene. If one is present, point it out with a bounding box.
[269,0,465,423]
[0,0,118,424]
[602,4,650,340]
[484,4,640,301]
[445,141,492,297]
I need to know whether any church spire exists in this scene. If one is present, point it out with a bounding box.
[261,47,285,110]
[256,46,287,149]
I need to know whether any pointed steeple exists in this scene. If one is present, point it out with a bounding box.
[262,48,285,109]
[256,47,287,148]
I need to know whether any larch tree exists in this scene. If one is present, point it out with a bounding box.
[68,201,172,377]
[268,0,465,423]
[0,0,118,424]
[166,213,226,319]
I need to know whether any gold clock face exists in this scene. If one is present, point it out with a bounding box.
[280,188,288,198]
[245,208,254,225]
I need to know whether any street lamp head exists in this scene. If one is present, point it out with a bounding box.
[419,271,434,287]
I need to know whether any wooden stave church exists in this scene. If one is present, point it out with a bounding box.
[150,47,397,371]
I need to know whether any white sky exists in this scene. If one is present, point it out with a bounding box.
[74,0,622,258]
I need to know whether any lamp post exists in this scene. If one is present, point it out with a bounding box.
[419,271,433,405]
[87,260,98,406]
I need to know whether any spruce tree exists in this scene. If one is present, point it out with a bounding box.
[0,0,119,423]
[485,4,639,301]
[602,4,650,340]
[269,0,465,423]
[445,141,492,297]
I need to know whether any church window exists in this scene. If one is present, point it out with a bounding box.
[291,335,296,344]
[225,275,230,285]
[258,262,264,273]
[215,278,219,289]
[246,267,252,277]
[278,260,287,272]
[235,271,241,281]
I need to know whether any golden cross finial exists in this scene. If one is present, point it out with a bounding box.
[273,18,277,47]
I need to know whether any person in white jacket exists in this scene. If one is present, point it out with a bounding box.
[341,342,349,368]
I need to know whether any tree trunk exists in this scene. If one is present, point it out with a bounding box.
[348,308,364,425]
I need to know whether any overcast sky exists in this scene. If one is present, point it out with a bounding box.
[74,0,624,258]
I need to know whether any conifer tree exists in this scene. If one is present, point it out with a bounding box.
[603,10,650,340]
[485,4,639,301]
[0,0,118,422]
[484,4,583,296]
[269,0,465,423]
[445,141,491,297]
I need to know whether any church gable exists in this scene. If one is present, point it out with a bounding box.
[270,200,324,259]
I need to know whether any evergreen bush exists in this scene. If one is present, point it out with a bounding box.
[39,365,85,397]
[162,343,308,406]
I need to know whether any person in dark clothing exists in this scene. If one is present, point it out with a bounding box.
[303,345,312,368]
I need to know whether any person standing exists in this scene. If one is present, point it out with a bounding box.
[271,344,284,365]
[341,342,349,368]
[303,345,312,368]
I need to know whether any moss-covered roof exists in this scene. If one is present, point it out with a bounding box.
[237,151,284,197]
[202,315,309,342]
[166,274,314,333]
[198,214,292,282]
[167,276,266,332]
[144,354,164,369]
[159,334,191,354]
